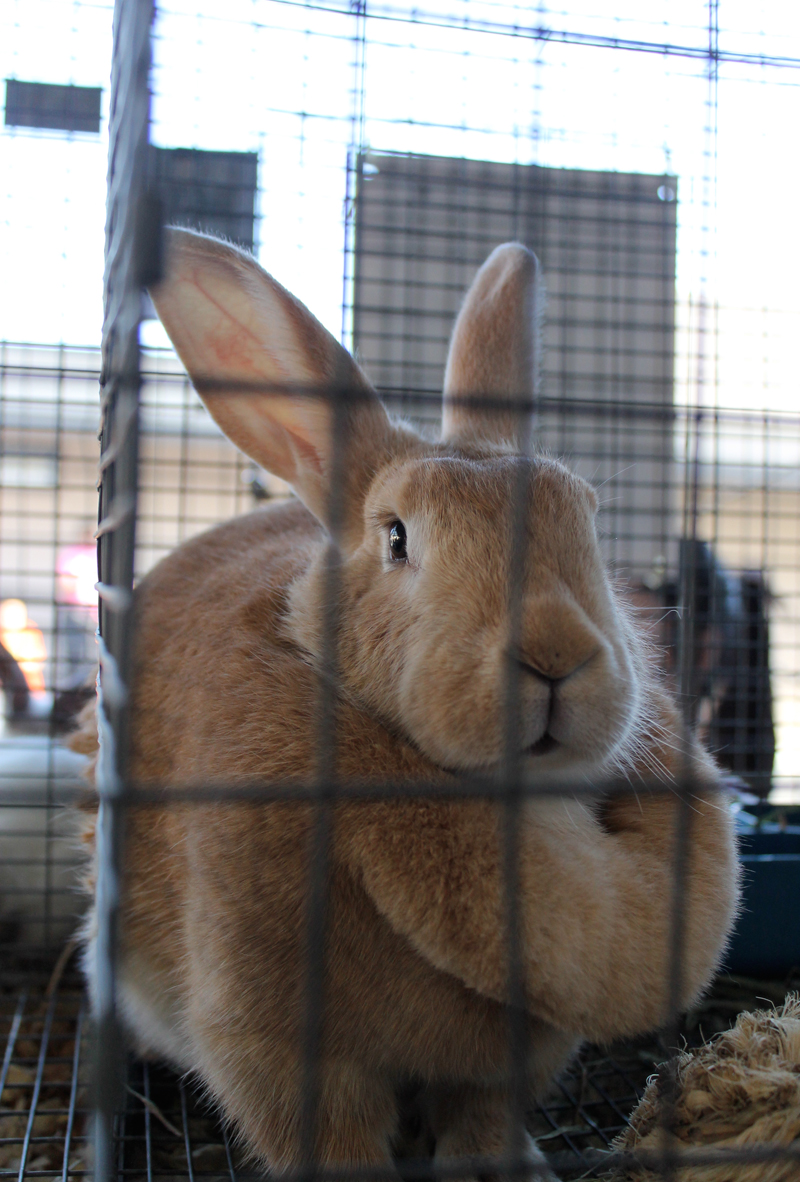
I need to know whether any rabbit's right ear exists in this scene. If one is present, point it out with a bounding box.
[442,243,541,450]
[149,228,392,538]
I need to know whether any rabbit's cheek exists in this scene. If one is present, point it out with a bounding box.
[517,681,553,748]
[549,649,638,759]
[394,636,504,769]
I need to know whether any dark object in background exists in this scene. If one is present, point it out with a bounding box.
[0,641,29,720]
[353,152,678,590]
[51,684,95,734]
[639,540,775,797]
[4,79,102,133]
[0,627,94,733]
[150,147,258,250]
[709,571,775,796]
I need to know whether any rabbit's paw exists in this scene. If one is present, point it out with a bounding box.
[516,1132,561,1182]
[434,1131,559,1182]
[430,1084,560,1182]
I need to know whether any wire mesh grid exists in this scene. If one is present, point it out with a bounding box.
[0,976,652,1182]
[0,978,89,1182]
[2,0,800,1180]
[4,972,800,1182]
[1,971,655,1182]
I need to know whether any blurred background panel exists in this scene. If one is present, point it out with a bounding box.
[353,153,678,582]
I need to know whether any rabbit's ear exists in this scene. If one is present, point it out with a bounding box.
[442,243,541,449]
[149,228,392,536]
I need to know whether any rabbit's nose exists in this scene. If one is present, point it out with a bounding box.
[518,659,558,686]
[519,593,604,682]
[517,649,598,686]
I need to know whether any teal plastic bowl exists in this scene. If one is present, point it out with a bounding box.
[723,810,800,978]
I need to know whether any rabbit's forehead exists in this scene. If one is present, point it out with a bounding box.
[377,454,592,526]
[381,454,516,509]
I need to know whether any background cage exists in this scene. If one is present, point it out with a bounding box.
[2,1,800,1180]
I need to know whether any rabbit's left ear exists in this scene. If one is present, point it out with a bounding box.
[441,243,541,449]
[149,228,393,542]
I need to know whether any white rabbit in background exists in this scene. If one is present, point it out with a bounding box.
[0,734,88,946]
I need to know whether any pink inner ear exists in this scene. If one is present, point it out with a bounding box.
[156,235,380,514]
[286,427,324,474]
[207,326,252,369]
[202,388,327,482]
[184,266,293,380]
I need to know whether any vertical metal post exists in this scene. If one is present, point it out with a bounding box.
[341,0,367,348]
[94,2,158,1180]
[661,6,721,1177]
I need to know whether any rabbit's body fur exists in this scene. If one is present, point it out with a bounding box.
[80,231,739,1177]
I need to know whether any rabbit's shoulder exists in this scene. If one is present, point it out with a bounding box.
[105,494,440,789]
[128,498,326,784]
[134,498,319,645]
[138,498,319,602]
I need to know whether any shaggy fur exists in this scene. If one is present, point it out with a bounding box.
[78,231,740,1178]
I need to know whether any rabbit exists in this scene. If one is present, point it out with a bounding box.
[0,732,89,945]
[78,228,739,1180]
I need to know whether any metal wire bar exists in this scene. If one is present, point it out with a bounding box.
[142,1061,154,1182]
[0,996,27,1099]
[93,1,156,1180]
[222,1119,238,1182]
[82,770,727,805]
[187,0,800,70]
[80,1140,800,1181]
[178,1080,196,1182]
[60,1003,86,1182]
[296,8,372,1162]
[501,452,535,1163]
[15,989,58,1182]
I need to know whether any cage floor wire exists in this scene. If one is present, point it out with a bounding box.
[4,969,798,1182]
[0,975,88,1182]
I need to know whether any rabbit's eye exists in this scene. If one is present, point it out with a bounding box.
[389,520,408,562]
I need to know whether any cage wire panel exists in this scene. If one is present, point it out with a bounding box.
[2,0,800,1181]
[353,154,678,581]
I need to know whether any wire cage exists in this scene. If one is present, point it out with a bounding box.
[2,1,800,1181]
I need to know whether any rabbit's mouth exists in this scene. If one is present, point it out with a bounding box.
[527,733,559,756]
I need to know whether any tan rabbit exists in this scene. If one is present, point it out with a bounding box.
[81,229,739,1180]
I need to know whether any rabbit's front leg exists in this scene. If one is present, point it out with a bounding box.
[427,1082,560,1182]
[313,1061,401,1169]
[192,1022,400,1171]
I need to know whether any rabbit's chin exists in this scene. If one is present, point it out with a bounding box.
[398,674,642,778]
[527,733,560,757]
[417,727,632,781]
[521,740,617,783]
[523,739,618,776]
